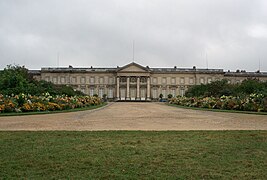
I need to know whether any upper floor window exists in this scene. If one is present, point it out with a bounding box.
[162,77,167,84]
[200,78,205,84]
[130,77,136,83]
[180,77,185,84]
[81,77,86,84]
[61,77,65,83]
[189,78,194,84]
[109,77,114,84]
[120,77,126,83]
[140,77,146,83]
[53,77,57,83]
[99,77,104,84]
[171,78,176,84]
[45,76,50,82]
[71,77,76,83]
[90,77,95,84]
[153,77,157,84]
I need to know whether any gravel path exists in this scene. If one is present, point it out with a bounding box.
[0,102,267,131]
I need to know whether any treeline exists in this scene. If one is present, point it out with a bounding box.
[186,79,267,97]
[0,65,84,96]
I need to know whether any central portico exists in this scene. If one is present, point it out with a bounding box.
[116,62,151,101]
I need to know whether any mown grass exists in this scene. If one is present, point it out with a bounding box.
[0,102,107,117]
[0,131,266,179]
[167,103,267,115]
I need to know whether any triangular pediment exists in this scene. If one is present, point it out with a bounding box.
[117,62,149,72]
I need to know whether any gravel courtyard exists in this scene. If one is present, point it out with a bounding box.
[0,102,267,131]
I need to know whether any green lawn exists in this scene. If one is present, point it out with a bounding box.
[0,131,266,179]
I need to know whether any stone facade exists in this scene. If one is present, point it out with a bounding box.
[31,62,267,101]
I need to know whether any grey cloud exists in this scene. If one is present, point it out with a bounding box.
[0,0,267,71]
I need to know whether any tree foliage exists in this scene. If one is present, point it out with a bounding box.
[186,79,267,97]
[0,65,84,96]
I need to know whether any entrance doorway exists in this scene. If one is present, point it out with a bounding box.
[120,88,126,100]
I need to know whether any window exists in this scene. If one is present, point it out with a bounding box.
[153,89,157,98]
[108,88,113,98]
[171,78,176,84]
[53,77,57,83]
[153,77,157,84]
[200,78,205,84]
[130,77,136,83]
[45,76,50,82]
[81,77,85,84]
[162,89,166,98]
[99,77,104,84]
[71,77,76,83]
[90,88,94,96]
[61,77,65,83]
[162,77,167,84]
[171,89,176,97]
[90,77,95,84]
[99,88,103,98]
[207,78,212,83]
[109,77,114,84]
[189,78,194,84]
[180,77,185,84]
[80,88,85,94]
[120,77,126,83]
[180,88,185,97]
[140,77,146,83]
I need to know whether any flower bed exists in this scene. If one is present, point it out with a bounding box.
[0,93,102,113]
[169,94,267,112]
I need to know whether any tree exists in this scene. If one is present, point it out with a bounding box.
[185,79,266,97]
[0,65,84,96]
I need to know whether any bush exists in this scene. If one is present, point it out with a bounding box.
[169,94,266,112]
[0,93,102,113]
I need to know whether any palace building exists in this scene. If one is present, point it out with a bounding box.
[31,62,267,101]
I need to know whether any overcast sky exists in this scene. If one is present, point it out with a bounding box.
[0,0,267,71]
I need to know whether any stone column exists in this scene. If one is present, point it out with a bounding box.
[116,77,120,101]
[126,77,130,100]
[136,77,140,100]
[146,77,151,100]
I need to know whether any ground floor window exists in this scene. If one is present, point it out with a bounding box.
[108,88,113,98]
[90,88,94,96]
[81,88,85,94]
[153,89,157,98]
[141,88,146,99]
[162,89,166,98]
[180,89,185,97]
[120,88,126,98]
[171,89,176,97]
[99,88,103,98]
[130,88,136,98]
